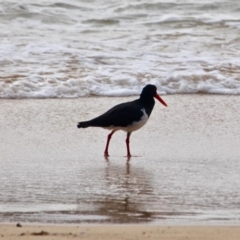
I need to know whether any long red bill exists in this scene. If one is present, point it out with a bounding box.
[154,94,167,107]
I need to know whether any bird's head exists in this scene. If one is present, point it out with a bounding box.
[140,84,167,107]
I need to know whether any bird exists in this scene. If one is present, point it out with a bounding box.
[77,84,167,157]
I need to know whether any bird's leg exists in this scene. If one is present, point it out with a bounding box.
[126,132,132,158]
[104,130,115,157]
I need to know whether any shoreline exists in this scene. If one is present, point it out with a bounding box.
[1,95,240,227]
[1,223,240,240]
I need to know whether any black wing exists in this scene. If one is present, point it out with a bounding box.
[86,99,143,128]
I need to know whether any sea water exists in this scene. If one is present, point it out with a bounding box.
[1,0,240,98]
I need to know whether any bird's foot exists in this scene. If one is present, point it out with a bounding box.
[104,152,109,157]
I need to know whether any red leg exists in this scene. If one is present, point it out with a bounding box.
[104,130,115,157]
[126,132,132,157]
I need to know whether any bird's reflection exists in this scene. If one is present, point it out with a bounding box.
[91,159,154,223]
[126,161,130,175]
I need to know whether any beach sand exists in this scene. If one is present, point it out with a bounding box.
[1,95,239,161]
[1,224,240,240]
[1,95,240,238]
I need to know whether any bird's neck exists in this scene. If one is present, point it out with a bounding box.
[139,98,155,117]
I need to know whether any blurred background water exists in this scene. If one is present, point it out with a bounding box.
[1,0,240,98]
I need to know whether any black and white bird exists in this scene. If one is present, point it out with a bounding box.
[77,84,167,157]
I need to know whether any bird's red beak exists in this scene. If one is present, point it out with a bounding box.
[154,93,167,107]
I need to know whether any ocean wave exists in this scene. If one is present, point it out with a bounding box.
[1,69,240,98]
[1,0,240,98]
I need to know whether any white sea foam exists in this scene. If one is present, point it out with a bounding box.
[0,0,240,98]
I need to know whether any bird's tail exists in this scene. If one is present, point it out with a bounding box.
[77,121,91,128]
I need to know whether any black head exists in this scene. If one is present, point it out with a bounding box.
[140,84,167,107]
[140,84,157,99]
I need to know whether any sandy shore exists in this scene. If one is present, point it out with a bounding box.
[1,95,240,237]
[1,95,240,161]
[1,224,240,240]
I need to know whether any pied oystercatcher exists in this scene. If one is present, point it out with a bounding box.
[77,84,167,157]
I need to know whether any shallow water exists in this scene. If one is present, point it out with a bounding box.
[1,96,240,224]
[2,156,240,224]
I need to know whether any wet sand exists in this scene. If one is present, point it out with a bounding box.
[1,224,240,240]
[1,95,240,227]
